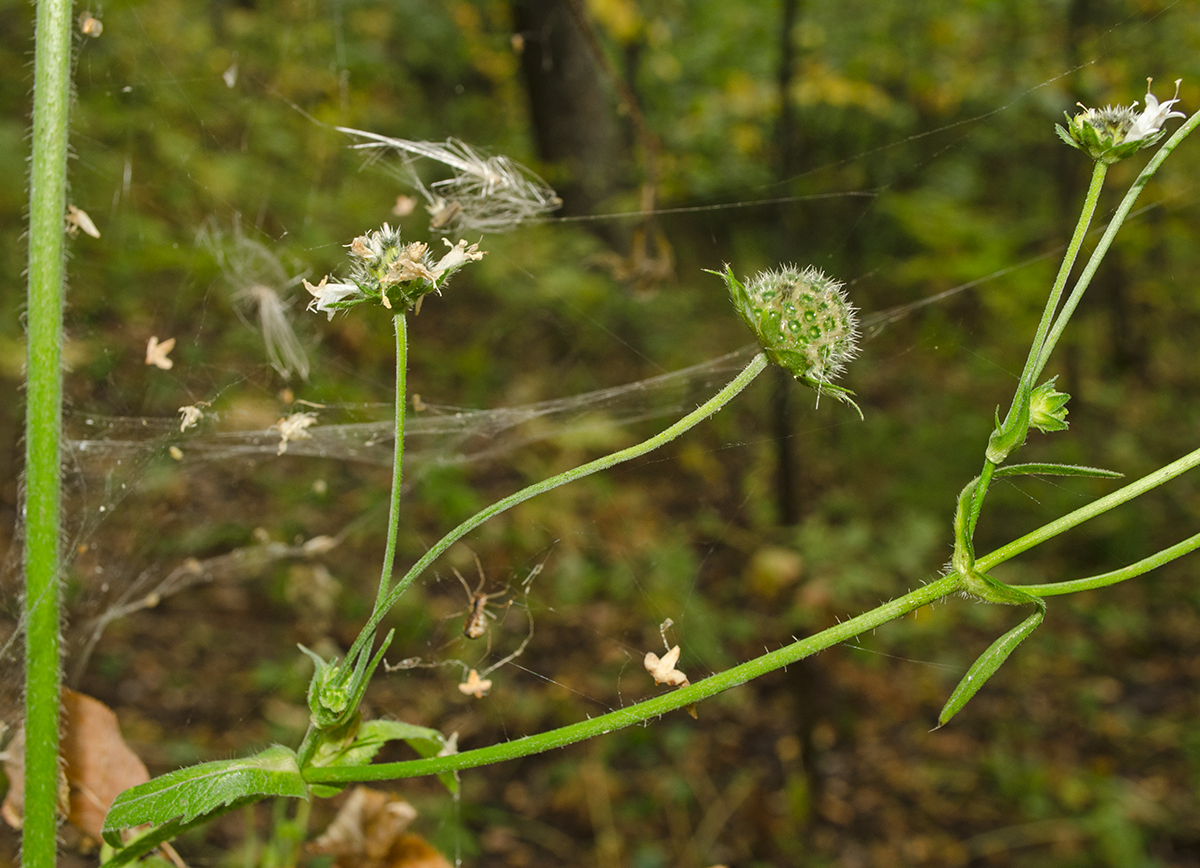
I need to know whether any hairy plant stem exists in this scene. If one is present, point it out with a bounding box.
[309,441,1200,785]
[375,314,408,608]
[24,0,74,862]
[306,574,961,784]
[356,352,771,640]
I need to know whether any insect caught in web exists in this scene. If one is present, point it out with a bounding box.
[452,554,512,649]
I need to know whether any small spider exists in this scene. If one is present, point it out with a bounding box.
[453,555,510,644]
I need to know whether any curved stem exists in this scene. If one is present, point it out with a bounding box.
[1018,531,1200,597]
[24,0,74,862]
[307,573,960,784]
[360,353,770,639]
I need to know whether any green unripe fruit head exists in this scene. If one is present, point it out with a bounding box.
[719,264,860,388]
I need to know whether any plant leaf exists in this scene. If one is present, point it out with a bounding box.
[102,745,306,848]
[995,462,1122,480]
[937,603,1045,728]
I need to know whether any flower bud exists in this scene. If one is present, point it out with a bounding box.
[718,264,860,390]
[1028,377,1069,433]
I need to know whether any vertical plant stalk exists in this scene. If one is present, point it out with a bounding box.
[373,313,408,611]
[25,0,74,862]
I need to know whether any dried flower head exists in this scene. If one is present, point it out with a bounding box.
[1057,79,1184,163]
[306,224,484,319]
[714,264,860,410]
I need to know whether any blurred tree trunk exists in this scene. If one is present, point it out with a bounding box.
[510,0,627,219]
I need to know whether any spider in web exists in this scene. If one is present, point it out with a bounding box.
[451,554,512,653]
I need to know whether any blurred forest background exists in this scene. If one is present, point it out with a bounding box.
[2,0,1200,866]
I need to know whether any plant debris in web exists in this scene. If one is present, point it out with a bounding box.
[336,127,562,234]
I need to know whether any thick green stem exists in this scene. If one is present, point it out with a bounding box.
[307,574,960,784]
[357,352,771,638]
[24,0,74,863]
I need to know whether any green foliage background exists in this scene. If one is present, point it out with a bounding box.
[3,0,1200,865]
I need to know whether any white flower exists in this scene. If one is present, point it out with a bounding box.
[302,276,360,320]
[145,336,176,370]
[429,238,485,283]
[1124,79,1185,144]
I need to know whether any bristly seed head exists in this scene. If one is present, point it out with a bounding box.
[715,263,862,413]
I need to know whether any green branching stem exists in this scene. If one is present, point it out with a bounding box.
[355,352,771,640]
[1031,109,1200,383]
[24,0,74,863]
[976,443,1200,573]
[305,574,962,784]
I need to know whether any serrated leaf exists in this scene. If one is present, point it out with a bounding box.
[995,462,1122,480]
[102,745,306,848]
[937,604,1045,727]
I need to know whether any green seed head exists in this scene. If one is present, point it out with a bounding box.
[720,264,859,387]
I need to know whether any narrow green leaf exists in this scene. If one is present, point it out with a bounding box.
[937,604,1045,728]
[995,463,1122,480]
[102,745,306,847]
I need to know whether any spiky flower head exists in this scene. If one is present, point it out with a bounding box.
[1057,79,1184,164]
[303,223,484,319]
[714,263,860,409]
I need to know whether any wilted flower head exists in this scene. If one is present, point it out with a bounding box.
[304,223,484,319]
[715,264,860,406]
[1057,79,1184,163]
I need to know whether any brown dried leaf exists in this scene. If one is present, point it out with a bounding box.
[309,786,451,868]
[61,688,150,841]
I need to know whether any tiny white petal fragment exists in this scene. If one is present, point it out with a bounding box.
[437,732,459,757]
[222,63,238,88]
[301,535,338,556]
[275,411,318,455]
[177,404,204,432]
[168,446,184,461]
[458,669,492,698]
[430,238,486,282]
[66,204,101,238]
[145,336,176,370]
[644,645,690,687]
[303,276,360,320]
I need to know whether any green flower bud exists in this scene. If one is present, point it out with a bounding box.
[1029,376,1069,433]
[1056,79,1184,164]
[717,263,860,393]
